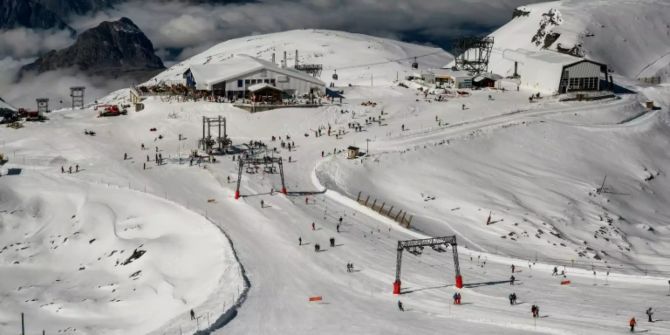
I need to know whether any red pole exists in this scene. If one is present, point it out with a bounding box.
[234,191,240,200]
[393,280,401,295]
[281,187,287,195]
[455,275,463,289]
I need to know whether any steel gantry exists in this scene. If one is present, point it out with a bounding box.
[234,155,287,199]
[393,235,463,294]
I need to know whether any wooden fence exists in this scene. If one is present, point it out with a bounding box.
[356,191,413,228]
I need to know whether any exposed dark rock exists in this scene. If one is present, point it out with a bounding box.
[21,17,164,79]
[0,0,73,31]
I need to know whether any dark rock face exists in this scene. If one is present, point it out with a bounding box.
[21,17,165,78]
[0,0,72,30]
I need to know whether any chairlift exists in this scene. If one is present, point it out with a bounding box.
[412,57,419,69]
[332,70,339,80]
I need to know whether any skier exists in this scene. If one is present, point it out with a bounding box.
[330,237,335,247]
[190,309,195,320]
[511,264,515,273]
[61,166,65,173]
[260,200,264,208]
[143,162,146,170]
[401,124,405,131]
[339,216,343,224]
[629,317,637,332]
[510,275,516,285]
[75,165,79,173]
[398,300,404,311]
[646,307,654,322]
[312,222,315,231]
[509,293,517,305]
[552,266,558,276]
[336,223,340,233]
[305,197,309,205]
[299,237,302,246]
[141,143,145,150]
[68,166,72,174]
[314,243,320,252]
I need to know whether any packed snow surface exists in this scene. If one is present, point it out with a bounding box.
[2,24,670,335]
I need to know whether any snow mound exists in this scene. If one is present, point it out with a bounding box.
[485,0,670,81]
[150,29,453,87]
[0,172,233,334]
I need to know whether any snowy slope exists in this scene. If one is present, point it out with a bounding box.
[150,29,453,87]
[479,0,670,81]
[0,96,16,111]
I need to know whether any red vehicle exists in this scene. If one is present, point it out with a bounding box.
[96,104,127,117]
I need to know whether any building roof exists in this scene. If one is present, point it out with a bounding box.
[474,73,503,82]
[0,97,17,112]
[187,54,325,90]
[248,83,282,92]
[431,68,472,79]
[504,48,598,67]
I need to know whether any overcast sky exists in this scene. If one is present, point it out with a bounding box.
[0,0,544,106]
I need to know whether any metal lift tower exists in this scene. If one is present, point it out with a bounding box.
[454,36,494,75]
[393,235,463,294]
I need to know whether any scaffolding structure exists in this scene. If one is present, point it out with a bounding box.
[36,98,49,114]
[454,37,494,75]
[234,155,287,199]
[199,116,231,153]
[393,236,463,295]
[70,86,85,109]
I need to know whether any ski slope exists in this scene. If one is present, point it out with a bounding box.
[150,29,453,87]
[2,21,670,335]
[474,0,670,81]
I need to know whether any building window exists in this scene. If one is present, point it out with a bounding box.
[245,79,250,85]
[237,80,243,88]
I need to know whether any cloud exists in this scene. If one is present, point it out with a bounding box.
[0,65,130,109]
[67,0,544,60]
[0,28,74,59]
[2,0,547,106]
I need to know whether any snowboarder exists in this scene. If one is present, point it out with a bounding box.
[299,237,302,246]
[398,300,404,311]
[190,309,195,320]
[510,275,516,285]
[646,307,654,322]
[629,317,637,332]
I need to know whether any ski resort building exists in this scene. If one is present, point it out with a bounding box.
[421,69,474,89]
[502,49,610,95]
[0,97,18,122]
[183,55,326,100]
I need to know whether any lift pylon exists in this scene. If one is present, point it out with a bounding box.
[393,236,463,295]
[235,155,287,199]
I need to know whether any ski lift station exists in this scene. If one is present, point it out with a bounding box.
[500,48,611,95]
[183,54,325,101]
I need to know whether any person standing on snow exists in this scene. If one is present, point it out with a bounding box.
[511,264,515,273]
[646,307,654,322]
[312,222,316,231]
[190,309,195,320]
[398,300,404,311]
[629,317,637,332]
[298,237,302,246]
[553,266,558,276]
[510,275,516,285]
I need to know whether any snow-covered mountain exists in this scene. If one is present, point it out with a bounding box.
[150,29,453,87]
[484,0,670,81]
